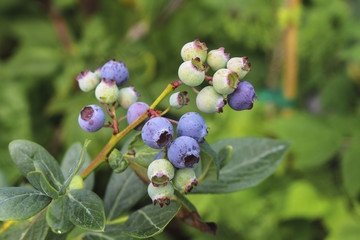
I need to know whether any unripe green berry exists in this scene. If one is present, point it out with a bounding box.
[181,39,208,63]
[226,57,251,79]
[196,86,226,113]
[76,69,101,92]
[118,86,140,109]
[147,159,175,187]
[173,168,198,194]
[95,79,120,104]
[212,68,239,94]
[178,58,206,87]
[108,148,128,173]
[169,91,190,109]
[148,183,174,208]
[69,175,84,190]
[207,47,230,71]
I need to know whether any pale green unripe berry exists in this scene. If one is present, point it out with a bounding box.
[178,58,206,87]
[181,39,208,63]
[147,183,174,208]
[212,68,239,94]
[196,86,226,113]
[226,57,251,80]
[76,69,101,92]
[173,168,198,194]
[147,159,175,187]
[118,86,140,109]
[207,47,230,71]
[169,91,190,109]
[95,79,120,104]
[69,175,84,190]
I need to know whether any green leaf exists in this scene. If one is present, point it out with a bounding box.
[195,142,220,182]
[341,138,360,198]
[104,168,147,221]
[61,142,94,190]
[27,171,59,199]
[218,145,233,169]
[122,201,181,238]
[9,140,64,190]
[0,187,51,220]
[65,189,105,232]
[0,212,49,240]
[193,137,290,193]
[84,224,150,240]
[174,190,196,212]
[59,140,90,195]
[126,133,160,168]
[46,196,74,234]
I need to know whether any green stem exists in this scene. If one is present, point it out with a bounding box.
[80,81,182,179]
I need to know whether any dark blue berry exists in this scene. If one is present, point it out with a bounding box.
[101,60,129,87]
[176,112,208,143]
[78,105,105,132]
[127,102,149,130]
[227,81,257,111]
[141,117,173,149]
[167,136,200,168]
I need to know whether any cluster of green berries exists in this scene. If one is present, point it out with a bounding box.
[177,39,257,113]
[75,40,258,207]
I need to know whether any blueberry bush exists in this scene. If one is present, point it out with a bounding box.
[0,39,289,239]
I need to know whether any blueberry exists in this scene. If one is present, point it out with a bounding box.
[101,59,129,87]
[147,159,175,187]
[78,105,106,132]
[227,81,257,111]
[181,39,208,63]
[95,79,120,104]
[127,102,149,130]
[196,86,226,113]
[141,117,173,149]
[212,68,239,95]
[226,57,251,80]
[178,58,206,87]
[206,47,230,71]
[76,69,100,92]
[169,91,190,109]
[167,136,200,168]
[147,183,174,208]
[176,112,208,143]
[173,168,198,194]
[154,150,164,160]
[118,86,140,109]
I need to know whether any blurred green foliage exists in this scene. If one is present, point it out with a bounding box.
[0,0,360,239]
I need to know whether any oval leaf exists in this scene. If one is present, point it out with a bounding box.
[195,142,220,183]
[193,137,290,193]
[0,187,51,220]
[104,168,147,221]
[9,140,64,190]
[122,201,181,238]
[65,189,105,232]
[27,171,59,199]
[46,196,74,234]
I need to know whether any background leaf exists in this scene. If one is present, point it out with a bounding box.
[65,189,105,232]
[104,168,147,221]
[193,137,290,193]
[195,142,220,182]
[341,138,360,198]
[0,187,51,220]
[122,201,181,238]
[46,196,74,234]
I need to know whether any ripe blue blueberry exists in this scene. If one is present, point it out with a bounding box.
[212,68,239,95]
[101,59,129,87]
[127,102,149,130]
[95,79,120,104]
[206,47,230,71]
[181,39,208,63]
[118,86,140,109]
[78,105,105,132]
[169,91,190,109]
[167,136,200,168]
[141,117,173,149]
[147,183,174,208]
[196,86,226,113]
[178,58,206,87]
[226,57,251,80]
[227,81,258,111]
[76,69,101,92]
[147,159,175,187]
[176,112,208,143]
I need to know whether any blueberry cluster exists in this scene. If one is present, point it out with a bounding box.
[77,60,139,132]
[178,39,257,113]
[141,112,207,207]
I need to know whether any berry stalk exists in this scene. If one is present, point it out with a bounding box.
[80,80,183,179]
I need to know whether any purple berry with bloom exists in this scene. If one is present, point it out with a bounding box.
[141,117,174,149]
[176,112,208,143]
[127,102,149,130]
[167,136,200,168]
[101,59,129,87]
[227,81,257,111]
[78,105,105,132]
